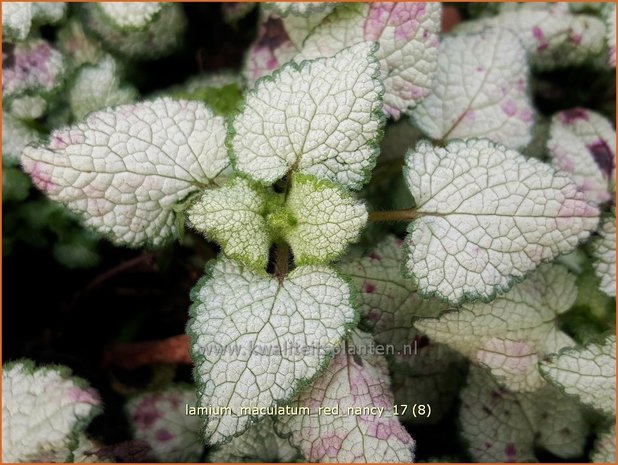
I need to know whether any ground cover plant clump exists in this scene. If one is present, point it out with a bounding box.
[2,1,616,463]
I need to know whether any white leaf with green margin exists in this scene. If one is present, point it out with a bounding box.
[21,97,229,247]
[188,177,271,270]
[188,258,357,444]
[456,3,607,71]
[2,112,40,165]
[591,215,616,297]
[300,2,441,120]
[98,2,165,29]
[339,234,448,362]
[83,3,186,60]
[607,4,616,67]
[2,360,102,463]
[403,138,600,305]
[460,366,588,462]
[540,335,616,416]
[410,29,534,149]
[69,55,138,121]
[263,2,335,17]
[592,424,616,463]
[2,2,33,42]
[210,418,300,462]
[548,108,616,205]
[276,330,415,463]
[232,42,384,190]
[416,264,578,392]
[3,39,66,100]
[2,2,66,42]
[283,174,367,265]
[126,385,202,462]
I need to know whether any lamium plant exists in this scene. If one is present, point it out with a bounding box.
[2,1,616,463]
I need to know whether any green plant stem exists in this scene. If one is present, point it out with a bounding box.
[369,208,419,222]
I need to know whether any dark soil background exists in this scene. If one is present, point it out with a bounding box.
[3,3,614,462]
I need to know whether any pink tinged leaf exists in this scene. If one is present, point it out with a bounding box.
[132,397,162,429]
[363,282,377,293]
[559,108,589,124]
[364,2,426,43]
[501,100,517,117]
[505,443,517,461]
[587,140,615,177]
[67,387,101,405]
[155,429,173,442]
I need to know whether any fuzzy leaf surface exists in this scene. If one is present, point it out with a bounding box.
[126,385,202,462]
[591,215,616,297]
[188,258,357,444]
[232,42,384,190]
[410,29,534,149]
[540,335,616,416]
[460,366,588,462]
[339,235,447,362]
[300,2,441,119]
[210,418,300,462]
[548,108,616,205]
[276,330,415,462]
[456,3,607,70]
[98,2,165,29]
[416,264,577,391]
[188,177,271,270]
[69,55,137,121]
[403,139,599,305]
[2,360,102,463]
[284,174,367,264]
[3,39,66,100]
[22,97,229,247]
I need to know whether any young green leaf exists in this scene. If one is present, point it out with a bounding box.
[591,215,616,297]
[69,55,138,121]
[2,360,102,463]
[188,258,357,444]
[232,42,384,190]
[283,174,367,265]
[98,2,165,29]
[299,2,441,120]
[410,29,534,149]
[460,366,588,462]
[276,330,415,462]
[403,139,599,305]
[416,264,577,391]
[187,177,271,270]
[548,108,616,205]
[210,418,301,462]
[540,335,616,416]
[126,385,202,462]
[3,39,66,101]
[456,3,607,70]
[22,97,229,247]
